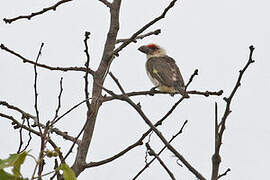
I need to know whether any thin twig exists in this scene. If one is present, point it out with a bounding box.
[0,44,94,75]
[0,113,62,160]
[0,100,79,143]
[0,101,36,119]
[144,131,153,164]
[217,168,231,179]
[3,0,74,24]
[115,29,161,44]
[0,113,40,136]
[33,43,44,134]
[98,0,112,8]
[17,118,26,153]
[52,78,64,123]
[32,43,49,179]
[63,120,88,161]
[133,120,188,179]
[109,72,126,94]
[211,46,255,180]
[51,98,92,127]
[83,31,91,109]
[113,0,178,56]
[185,69,198,90]
[22,119,33,152]
[146,143,176,180]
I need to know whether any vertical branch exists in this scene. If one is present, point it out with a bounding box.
[211,46,255,180]
[34,43,45,179]
[83,31,91,109]
[52,77,64,123]
[71,0,122,176]
[31,43,46,179]
[211,102,221,180]
[34,43,44,134]
[17,118,26,153]
[22,119,32,152]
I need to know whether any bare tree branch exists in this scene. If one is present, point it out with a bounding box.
[100,85,206,180]
[103,68,222,102]
[84,69,213,171]
[84,99,186,169]
[109,72,126,94]
[115,29,161,44]
[33,43,44,134]
[3,0,74,24]
[0,113,40,136]
[211,102,220,180]
[211,46,255,180]
[49,31,94,180]
[0,101,80,144]
[83,31,91,109]
[218,168,231,179]
[113,0,178,56]
[72,0,122,176]
[0,113,63,161]
[185,69,198,90]
[17,118,26,153]
[63,119,88,161]
[102,89,223,102]
[133,120,188,179]
[52,78,64,122]
[23,119,33,152]
[51,98,92,126]
[98,0,112,8]
[146,143,176,180]
[0,101,36,119]
[0,44,94,75]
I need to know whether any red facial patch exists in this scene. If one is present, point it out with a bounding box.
[147,44,159,50]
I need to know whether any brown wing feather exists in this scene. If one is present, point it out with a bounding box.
[146,56,185,88]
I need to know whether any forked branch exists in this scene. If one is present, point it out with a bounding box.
[211,46,255,180]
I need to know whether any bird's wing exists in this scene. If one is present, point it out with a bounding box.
[146,56,185,88]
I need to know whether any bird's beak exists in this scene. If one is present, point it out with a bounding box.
[138,45,150,54]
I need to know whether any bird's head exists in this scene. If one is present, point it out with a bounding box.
[138,44,166,58]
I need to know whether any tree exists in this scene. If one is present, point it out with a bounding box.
[0,0,257,179]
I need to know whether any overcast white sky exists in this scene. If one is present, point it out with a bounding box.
[0,0,269,179]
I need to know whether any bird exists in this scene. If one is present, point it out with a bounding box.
[138,43,189,98]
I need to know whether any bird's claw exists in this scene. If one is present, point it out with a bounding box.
[149,86,158,96]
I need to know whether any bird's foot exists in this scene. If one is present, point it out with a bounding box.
[183,92,190,98]
[178,88,190,98]
[149,86,158,96]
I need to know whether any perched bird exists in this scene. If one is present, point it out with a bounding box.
[138,43,189,98]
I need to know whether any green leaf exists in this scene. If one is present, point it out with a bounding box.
[0,169,28,180]
[0,169,15,180]
[0,155,19,169]
[0,151,28,177]
[57,163,77,180]
[12,151,27,177]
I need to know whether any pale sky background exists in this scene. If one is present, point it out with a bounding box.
[0,0,269,179]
